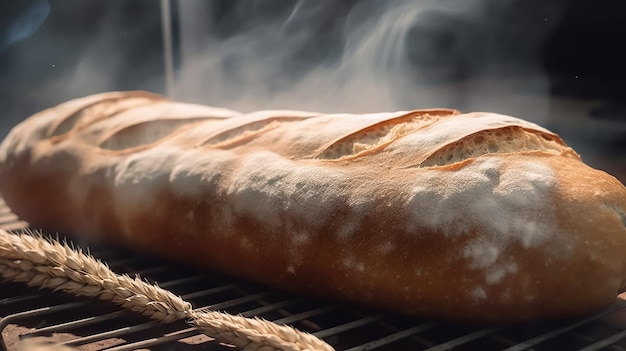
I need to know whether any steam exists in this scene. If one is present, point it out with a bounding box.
[175,0,560,123]
[0,0,562,142]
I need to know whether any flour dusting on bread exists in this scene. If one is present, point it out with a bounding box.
[405,157,562,283]
[228,151,348,230]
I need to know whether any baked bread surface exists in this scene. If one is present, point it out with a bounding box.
[1,91,626,322]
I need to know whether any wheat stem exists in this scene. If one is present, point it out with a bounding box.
[0,228,334,351]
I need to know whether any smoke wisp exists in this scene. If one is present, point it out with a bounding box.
[174,0,562,123]
[0,0,564,141]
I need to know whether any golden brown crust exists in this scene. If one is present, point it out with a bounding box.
[1,91,626,323]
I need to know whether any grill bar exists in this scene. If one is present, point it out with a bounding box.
[240,298,304,317]
[0,301,90,351]
[501,301,626,351]
[0,292,50,306]
[344,323,437,351]
[578,330,626,351]
[314,315,385,339]
[0,301,90,330]
[272,306,336,325]
[200,290,275,311]
[23,310,130,338]
[102,327,204,351]
[55,321,163,347]
[423,326,506,351]
[180,284,238,301]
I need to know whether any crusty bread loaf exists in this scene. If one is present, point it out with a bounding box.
[1,91,626,323]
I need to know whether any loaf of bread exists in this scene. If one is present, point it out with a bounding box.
[1,91,626,323]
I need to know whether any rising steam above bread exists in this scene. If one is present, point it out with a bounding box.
[1,91,626,323]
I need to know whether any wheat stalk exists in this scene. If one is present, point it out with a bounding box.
[0,228,334,351]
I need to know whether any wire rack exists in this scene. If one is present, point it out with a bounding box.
[2,197,626,351]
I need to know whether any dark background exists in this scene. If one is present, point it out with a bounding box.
[1,0,625,142]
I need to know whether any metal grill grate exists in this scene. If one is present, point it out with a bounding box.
[2,196,626,351]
